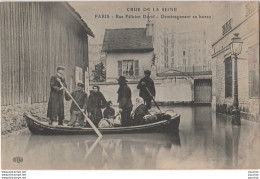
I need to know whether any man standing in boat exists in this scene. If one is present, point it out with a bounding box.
[137,70,156,110]
[117,76,133,126]
[47,66,67,125]
[65,82,88,127]
[86,85,107,127]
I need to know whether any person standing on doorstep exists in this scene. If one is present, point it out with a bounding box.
[87,85,107,127]
[65,82,88,127]
[47,66,67,125]
[137,70,156,109]
[117,76,133,126]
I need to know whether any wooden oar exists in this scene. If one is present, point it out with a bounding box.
[57,78,103,137]
[145,86,162,113]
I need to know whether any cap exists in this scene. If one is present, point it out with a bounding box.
[57,66,65,71]
[92,85,100,90]
[77,82,84,88]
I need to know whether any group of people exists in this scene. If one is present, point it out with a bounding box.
[47,66,156,127]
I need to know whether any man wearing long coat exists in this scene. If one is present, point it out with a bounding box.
[137,70,156,109]
[47,66,67,125]
[117,76,133,126]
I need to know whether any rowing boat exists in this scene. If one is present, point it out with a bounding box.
[24,113,180,135]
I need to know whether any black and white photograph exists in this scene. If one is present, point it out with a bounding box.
[0,1,259,173]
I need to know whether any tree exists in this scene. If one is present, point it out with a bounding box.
[93,62,106,82]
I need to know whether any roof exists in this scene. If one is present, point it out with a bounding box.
[64,2,95,38]
[102,28,153,52]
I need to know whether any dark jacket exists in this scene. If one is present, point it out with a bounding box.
[86,90,107,125]
[47,74,67,120]
[117,84,133,109]
[132,104,149,125]
[137,77,156,99]
[103,107,115,119]
[65,90,88,113]
[87,91,107,112]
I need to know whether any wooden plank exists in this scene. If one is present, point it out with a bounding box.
[1,3,6,105]
[7,2,10,105]
[24,2,29,104]
[35,2,39,103]
[29,2,33,104]
[15,2,20,104]
[20,2,25,104]
[10,2,14,105]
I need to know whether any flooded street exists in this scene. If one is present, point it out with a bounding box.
[2,106,260,170]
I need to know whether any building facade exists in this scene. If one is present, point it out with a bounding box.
[152,23,212,73]
[1,2,94,105]
[211,2,259,121]
[102,27,154,82]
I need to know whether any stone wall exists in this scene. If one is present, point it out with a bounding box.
[90,77,194,105]
[1,101,71,135]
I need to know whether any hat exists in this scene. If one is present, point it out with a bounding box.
[144,70,151,75]
[117,76,128,83]
[77,82,84,88]
[57,66,65,71]
[92,85,100,90]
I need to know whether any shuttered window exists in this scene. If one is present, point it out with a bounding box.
[248,44,259,98]
[135,60,139,77]
[118,61,122,76]
[225,57,232,98]
[118,60,139,77]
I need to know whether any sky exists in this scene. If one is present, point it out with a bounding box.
[69,1,224,44]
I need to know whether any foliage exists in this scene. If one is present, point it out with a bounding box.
[93,62,106,82]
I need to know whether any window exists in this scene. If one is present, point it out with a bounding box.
[248,45,259,98]
[118,60,139,77]
[118,61,122,76]
[183,51,185,56]
[225,57,232,98]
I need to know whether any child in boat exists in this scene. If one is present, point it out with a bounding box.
[98,101,121,128]
[103,101,115,119]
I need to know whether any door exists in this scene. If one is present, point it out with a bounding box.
[194,79,212,103]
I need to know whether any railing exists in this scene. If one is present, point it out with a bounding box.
[156,65,211,74]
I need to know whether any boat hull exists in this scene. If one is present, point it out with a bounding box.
[24,114,180,135]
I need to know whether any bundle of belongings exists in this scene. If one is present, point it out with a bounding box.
[98,113,121,128]
[98,98,177,128]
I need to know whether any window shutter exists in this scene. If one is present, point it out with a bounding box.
[118,61,122,76]
[134,60,139,77]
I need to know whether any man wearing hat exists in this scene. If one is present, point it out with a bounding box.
[87,85,107,127]
[47,66,67,125]
[117,76,133,126]
[137,70,156,109]
[65,82,88,127]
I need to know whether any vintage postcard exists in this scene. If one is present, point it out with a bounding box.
[1,1,259,171]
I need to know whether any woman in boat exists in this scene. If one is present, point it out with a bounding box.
[117,76,133,126]
[103,101,115,119]
[87,85,107,127]
[130,97,149,126]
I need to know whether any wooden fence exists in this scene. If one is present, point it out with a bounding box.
[1,2,90,106]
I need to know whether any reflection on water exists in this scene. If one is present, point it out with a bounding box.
[2,106,260,169]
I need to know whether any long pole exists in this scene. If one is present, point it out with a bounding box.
[232,54,241,125]
[145,87,162,113]
[57,79,103,137]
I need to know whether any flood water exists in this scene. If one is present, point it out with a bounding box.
[2,106,260,169]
